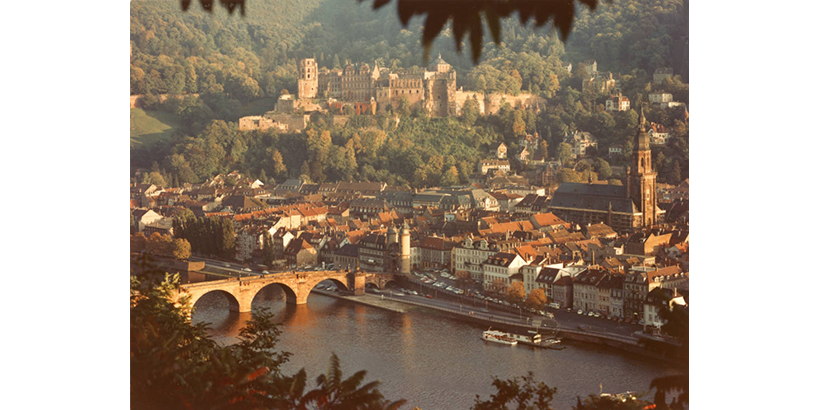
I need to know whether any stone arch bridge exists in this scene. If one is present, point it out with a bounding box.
[178,270,400,313]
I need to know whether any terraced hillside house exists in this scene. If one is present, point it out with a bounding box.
[564,131,598,158]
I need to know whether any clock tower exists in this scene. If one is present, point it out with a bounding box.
[628,107,658,227]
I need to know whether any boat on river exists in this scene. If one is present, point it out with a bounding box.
[482,329,518,345]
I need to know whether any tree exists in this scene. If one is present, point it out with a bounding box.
[131,271,275,409]
[557,168,583,184]
[461,98,480,125]
[490,278,506,295]
[668,160,682,185]
[146,232,174,257]
[505,282,526,305]
[440,166,459,187]
[299,353,407,410]
[538,139,549,160]
[262,231,275,266]
[455,270,472,289]
[147,171,167,187]
[512,110,527,138]
[472,371,557,410]
[219,217,236,259]
[130,232,148,254]
[593,157,612,180]
[525,288,547,310]
[557,142,573,164]
[545,73,560,98]
[172,238,191,260]
[271,149,288,181]
[396,96,412,117]
[131,267,405,410]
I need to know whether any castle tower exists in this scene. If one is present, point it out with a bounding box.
[298,58,318,99]
[628,107,658,227]
[430,53,451,73]
[400,221,411,274]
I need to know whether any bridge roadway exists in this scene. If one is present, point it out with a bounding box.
[178,269,399,312]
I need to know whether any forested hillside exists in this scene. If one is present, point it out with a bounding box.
[130,0,688,189]
[131,0,687,97]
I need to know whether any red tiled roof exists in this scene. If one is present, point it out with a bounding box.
[532,212,566,227]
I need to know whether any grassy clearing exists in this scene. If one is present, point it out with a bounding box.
[130,108,182,148]
[130,98,275,148]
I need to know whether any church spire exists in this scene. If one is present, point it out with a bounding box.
[635,104,650,151]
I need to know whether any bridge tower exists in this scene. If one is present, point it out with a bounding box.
[387,225,398,246]
[400,221,411,274]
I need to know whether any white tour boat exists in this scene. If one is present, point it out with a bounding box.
[482,329,518,346]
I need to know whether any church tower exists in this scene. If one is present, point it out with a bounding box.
[628,107,658,227]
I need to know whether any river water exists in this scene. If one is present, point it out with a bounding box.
[191,285,679,410]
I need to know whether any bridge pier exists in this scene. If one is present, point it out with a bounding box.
[350,272,366,296]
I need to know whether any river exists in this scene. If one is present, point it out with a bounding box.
[191,285,680,410]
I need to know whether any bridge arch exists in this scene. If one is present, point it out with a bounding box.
[251,282,299,306]
[364,273,401,291]
[310,278,349,293]
[191,289,240,313]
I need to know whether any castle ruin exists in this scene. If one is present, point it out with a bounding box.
[299,55,458,117]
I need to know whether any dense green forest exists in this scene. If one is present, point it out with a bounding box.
[130,0,688,188]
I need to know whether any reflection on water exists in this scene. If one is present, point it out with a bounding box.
[192,287,679,410]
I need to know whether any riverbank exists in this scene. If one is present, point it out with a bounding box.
[313,289,684,366]
[312,290,412,314]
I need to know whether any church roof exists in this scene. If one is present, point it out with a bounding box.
[550,183,638,214]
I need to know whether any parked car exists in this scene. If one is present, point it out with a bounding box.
[577,310,584,315]
[262,270,269,274]
[242,268,252,272]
